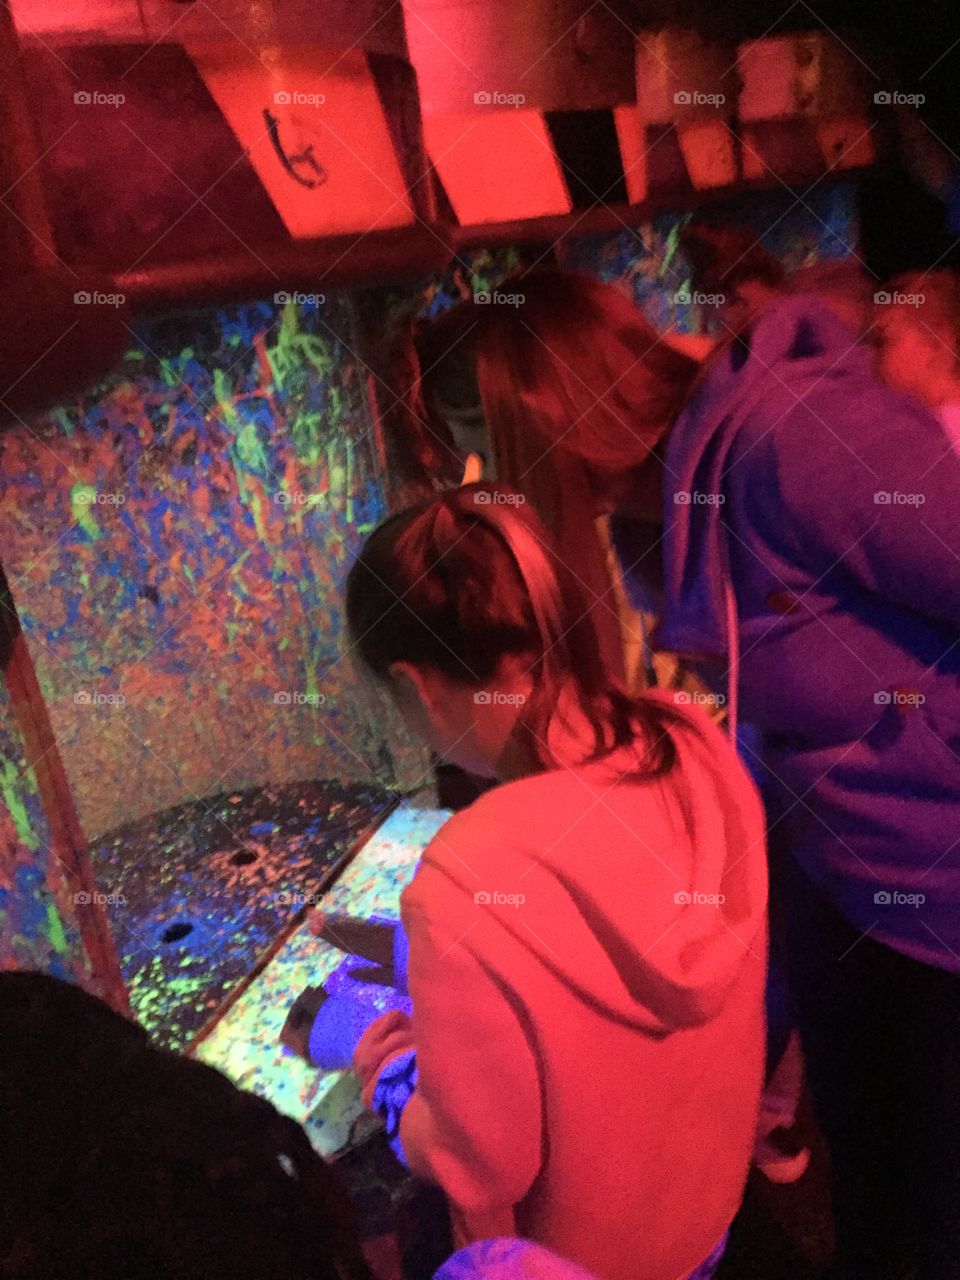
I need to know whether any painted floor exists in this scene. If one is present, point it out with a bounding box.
[89,779,396,1050]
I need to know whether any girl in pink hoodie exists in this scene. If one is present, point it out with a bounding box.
[340,484,768,1280]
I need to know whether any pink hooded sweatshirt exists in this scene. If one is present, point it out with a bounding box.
[356,695,768,1280]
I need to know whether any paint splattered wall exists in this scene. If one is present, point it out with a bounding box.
[0,676,92,985]
[0,295,427,843]
[556,182,860,331]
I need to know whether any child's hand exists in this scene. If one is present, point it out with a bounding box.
[308,913,396,968]
[282,980,411,1071]
[279,985,328,1060]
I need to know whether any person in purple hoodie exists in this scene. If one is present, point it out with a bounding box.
[410,269,960,1280]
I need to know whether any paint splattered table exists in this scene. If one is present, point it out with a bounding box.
[194,804,450,1155]
[90,779,396,1050]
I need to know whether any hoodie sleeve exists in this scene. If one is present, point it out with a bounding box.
[397,888,542,1214]
[757,389,960,627]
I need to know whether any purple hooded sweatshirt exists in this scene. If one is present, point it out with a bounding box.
[618,295,960,973]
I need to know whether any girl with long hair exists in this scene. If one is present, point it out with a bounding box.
[325,483,768,1280]
[404,272,702,688]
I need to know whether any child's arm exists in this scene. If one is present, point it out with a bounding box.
[354,894,542,1210]
[393,894,542,1214]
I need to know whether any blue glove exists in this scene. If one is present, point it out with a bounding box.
[371,1048,418,1165]
[307,957,412,1071]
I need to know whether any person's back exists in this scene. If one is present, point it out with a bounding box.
[650,294,960,1279]
[396,694,767,1280]
[656,294,960,970]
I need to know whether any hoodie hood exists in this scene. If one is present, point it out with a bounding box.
[404,692,767,1036]
[658,294,874,658]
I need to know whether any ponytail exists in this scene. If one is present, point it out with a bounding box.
[346,485,683,779]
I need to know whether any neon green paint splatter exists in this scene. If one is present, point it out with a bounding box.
[37,670,58,706]
[291,412,323,466]
[305,664,320,702]
[247,488,271,542]
[328,384,344,425]
[345,438,354,524]
[659,219,688,280]
[44,901,69,955]
[0,760,39,850]
[269,308,336,389]
[234,421,269,476]
[328,438,347,510]
[70,484,102,540]
[213,369,241,432]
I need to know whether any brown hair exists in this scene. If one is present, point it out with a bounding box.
[345,483,683,779]
[0,971,370,1280]
[408,270,700,678]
